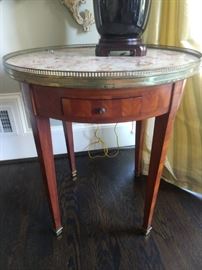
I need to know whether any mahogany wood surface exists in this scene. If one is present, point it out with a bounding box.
[143,80,185,233]
[32,84,172,123]
[62,96,143,122]
[21,80,185,235]
[21,83,62,234]
[62,121,77,178]
[135,120,146,177]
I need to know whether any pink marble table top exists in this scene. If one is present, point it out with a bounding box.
[3,45,201,88]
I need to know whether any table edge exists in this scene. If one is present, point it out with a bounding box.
[3,44,202,89]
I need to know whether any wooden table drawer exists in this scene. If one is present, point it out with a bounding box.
[62,97,143,123]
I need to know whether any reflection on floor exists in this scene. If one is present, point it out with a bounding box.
[0,149,201,270]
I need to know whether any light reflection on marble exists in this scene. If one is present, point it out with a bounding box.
[6,47,199,76]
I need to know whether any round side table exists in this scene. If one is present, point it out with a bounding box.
[3,45,201,236]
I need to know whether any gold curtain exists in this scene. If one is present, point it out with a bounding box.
[143,0,202,193]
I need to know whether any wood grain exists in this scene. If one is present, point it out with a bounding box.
[135,120,146,177]
[62,121,77,177]
[62,96,143,122]
[21,83,62,233]
[22,80,185,235]
[0,150,201,270]
[143,81,186,233]
[32,84,172,123]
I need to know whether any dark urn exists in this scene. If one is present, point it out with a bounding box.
[93,0,151,56]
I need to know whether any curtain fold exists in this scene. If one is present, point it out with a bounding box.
[143,0,202,193]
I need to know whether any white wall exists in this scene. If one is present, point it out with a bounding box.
[0,0,135,161]
[0,0,99,94]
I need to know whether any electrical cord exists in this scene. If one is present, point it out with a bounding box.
[88,123,120,159]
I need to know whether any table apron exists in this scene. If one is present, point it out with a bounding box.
[30,84,173,123]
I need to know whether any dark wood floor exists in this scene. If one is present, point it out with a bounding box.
[0,149,201,270]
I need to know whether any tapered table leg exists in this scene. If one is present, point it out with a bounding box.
[21,83,63,235]
[32,117,63,236]
[142,81,185,235]
[135,120,146,177]
[62,121,77,179]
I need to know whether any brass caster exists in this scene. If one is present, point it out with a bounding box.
[141,226,152,236]
[55,226,63,237]
[72,170,77,181]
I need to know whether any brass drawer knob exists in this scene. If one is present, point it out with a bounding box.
[94,107,107,114]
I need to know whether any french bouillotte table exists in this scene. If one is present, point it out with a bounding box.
[3,45,201,236]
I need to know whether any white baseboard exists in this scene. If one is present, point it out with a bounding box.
[0,122,135,161]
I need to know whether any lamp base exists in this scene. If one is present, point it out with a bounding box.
[95,37,147,57]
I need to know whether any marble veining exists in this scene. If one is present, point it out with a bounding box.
[5,46,200,77]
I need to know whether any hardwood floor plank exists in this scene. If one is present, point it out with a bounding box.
[0,149,201,270]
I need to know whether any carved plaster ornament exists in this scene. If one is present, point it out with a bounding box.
[60,0,95,32]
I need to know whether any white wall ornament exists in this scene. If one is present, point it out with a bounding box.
[60,0,95,32]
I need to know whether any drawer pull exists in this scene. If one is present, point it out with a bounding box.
[94,107,107,115]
